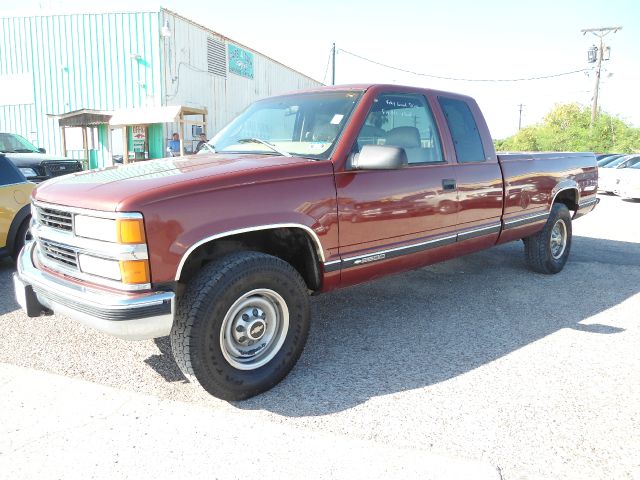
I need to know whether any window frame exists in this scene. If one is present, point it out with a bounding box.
[352,91,446,167]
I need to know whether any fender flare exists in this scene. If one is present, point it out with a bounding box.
[6,205,31,253]
[174,223,326,281]
[550,180,580,210]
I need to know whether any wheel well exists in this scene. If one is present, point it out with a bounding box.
[553,189,578,212]
[178,228,322,291]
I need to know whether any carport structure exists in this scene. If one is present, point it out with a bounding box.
[53,109,113,169]
[109,105,208,160]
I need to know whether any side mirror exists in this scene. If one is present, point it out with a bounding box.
[349,145,408,170]
[38,147,46,154]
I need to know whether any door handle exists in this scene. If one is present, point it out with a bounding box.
[442,179,456,191]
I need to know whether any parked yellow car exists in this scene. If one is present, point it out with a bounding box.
[1,154,34,260]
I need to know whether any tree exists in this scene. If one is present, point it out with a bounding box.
[495,103,640,153]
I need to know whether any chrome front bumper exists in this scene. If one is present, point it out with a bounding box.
[14,242,175,340]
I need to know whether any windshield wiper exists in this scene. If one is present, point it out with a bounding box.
[236,138,292,157]
[13,148,37,153]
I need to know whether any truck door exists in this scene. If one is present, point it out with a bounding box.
[334,92,459,282]
[437,96,503,249]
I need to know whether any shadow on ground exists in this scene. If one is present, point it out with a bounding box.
[0,259,19,316]
[2,236,638,416]
[231,236,640,416]
[144,337,189,383]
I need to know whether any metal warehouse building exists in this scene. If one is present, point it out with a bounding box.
[0,8,321,168]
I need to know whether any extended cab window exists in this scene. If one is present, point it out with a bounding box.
[355,93,443,164]
[438,97,485,163]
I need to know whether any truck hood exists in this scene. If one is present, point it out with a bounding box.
[33,153,326,212]
[3,152,71,167]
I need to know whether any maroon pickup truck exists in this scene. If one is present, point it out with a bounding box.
[14,84,599,400]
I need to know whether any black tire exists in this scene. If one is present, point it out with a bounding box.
[11,218,31,262]
[523,203,572,274]
[170,251,310,400]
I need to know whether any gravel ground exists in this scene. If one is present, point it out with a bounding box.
[1,194,639,479]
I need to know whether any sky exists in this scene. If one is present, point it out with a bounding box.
[5,0,640,138]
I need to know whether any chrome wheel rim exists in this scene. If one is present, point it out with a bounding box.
[220,289,289,370]
[550,220,567,260]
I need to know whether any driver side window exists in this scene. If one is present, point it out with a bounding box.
[355,93,444,164]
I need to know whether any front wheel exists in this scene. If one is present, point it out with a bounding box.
[170,251,310,400]
[523,203,572,274]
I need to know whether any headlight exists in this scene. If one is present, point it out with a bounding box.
[74,216,145,244]
[19,167,38,178]
[78,254,122,280]
[77,255,150,284]
[74,215,117,242]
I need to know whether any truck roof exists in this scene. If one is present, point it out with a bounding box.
[270,83,475,102]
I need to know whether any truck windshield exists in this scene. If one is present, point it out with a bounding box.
[208,91,362,159]
[0,133,39,153]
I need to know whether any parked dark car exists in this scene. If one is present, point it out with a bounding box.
[0,132,83,183]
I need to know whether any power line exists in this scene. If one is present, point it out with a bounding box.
[337,48,589,83]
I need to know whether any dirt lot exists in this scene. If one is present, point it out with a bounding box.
[1,194,639,479]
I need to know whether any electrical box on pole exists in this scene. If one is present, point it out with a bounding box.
[581,26,622,126]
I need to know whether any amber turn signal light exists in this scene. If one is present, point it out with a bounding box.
[116,218,146,244]
[119,260,150,284]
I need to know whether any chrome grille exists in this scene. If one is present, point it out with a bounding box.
[37,206,73,232]
[40,240,78,269]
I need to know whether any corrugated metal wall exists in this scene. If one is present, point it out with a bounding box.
[0,9,321,161]
[160,10,321,145]
[0,12,162,161]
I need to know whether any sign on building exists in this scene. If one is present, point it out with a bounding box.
[228,44,254,79]
[132,125,146,153]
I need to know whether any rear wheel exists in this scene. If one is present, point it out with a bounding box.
[523,203,572,274]
[170,251,310,400]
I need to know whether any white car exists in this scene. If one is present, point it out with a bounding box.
[598,154,640,193]
[613,162,640,199]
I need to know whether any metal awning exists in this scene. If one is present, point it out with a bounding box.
[49,109,114,127]
[109,105,207,126]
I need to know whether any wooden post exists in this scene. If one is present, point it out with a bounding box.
[105,125,112,167]
[82,126,89,170]
[179,115,185,157]
[123,127,129,164]
[60,126,67,157]
[203,110,208,138]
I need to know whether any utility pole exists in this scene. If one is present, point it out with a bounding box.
[331,43,336,86]
[581,26,622,126]
[518,104,524,130]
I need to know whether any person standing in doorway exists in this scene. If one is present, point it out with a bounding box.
[195,133,208,152]
[167,133,180,156]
